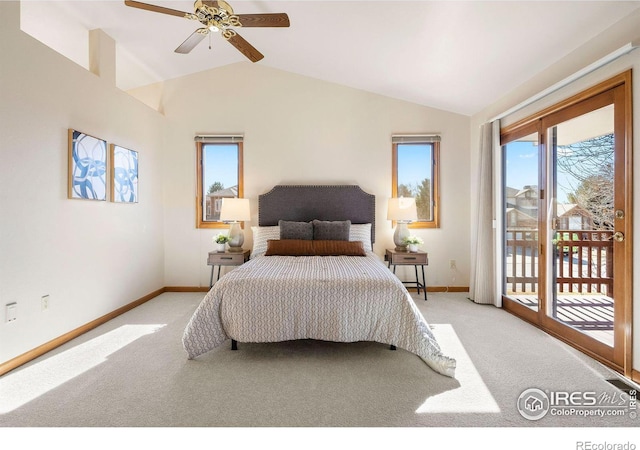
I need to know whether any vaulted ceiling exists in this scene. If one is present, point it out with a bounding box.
[20,1,640,116]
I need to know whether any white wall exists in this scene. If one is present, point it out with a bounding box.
[1,1,471,366]
[151,62,471,289]
[470,9,640,371]
[6,0,636,377]
[0,2,166,363]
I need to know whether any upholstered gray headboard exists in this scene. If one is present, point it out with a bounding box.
[258,185,376,243]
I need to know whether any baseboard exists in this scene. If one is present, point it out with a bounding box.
[406,286,470,293]
[165,286,210,292]
[438,286,469,293]
[0,287,166,377]
[632,369,640,385]
[172,286,468,294]
[170,286,469,293]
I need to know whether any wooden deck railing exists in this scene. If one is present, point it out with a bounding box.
[505,229,539,294]
[505,229,613,296]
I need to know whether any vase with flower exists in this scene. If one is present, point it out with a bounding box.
[213,233,230,252]
[402,236,423,253]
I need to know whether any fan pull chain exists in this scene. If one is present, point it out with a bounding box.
[209,33,212,50]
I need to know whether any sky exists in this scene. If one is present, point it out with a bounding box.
[504,140,581,204]
[397,143,432,191]
[504,140,539,190]
[203,144,238,193]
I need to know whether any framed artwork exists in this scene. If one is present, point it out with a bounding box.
[110,144,139,203]
[68,129,107,201]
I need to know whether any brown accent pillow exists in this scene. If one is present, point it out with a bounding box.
[313,240,366,256]
[264,239,315,256]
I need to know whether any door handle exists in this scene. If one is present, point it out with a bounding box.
[612,231,625,242]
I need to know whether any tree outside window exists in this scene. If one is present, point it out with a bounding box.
[557,133,614,231]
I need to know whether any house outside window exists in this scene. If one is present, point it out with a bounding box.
[195,136,243,229]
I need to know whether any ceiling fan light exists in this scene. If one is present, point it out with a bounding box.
[209,25,219,32]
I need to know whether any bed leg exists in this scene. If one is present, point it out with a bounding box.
[231,339,238,351]
[390,345,396,351]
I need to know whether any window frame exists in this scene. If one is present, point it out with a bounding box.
[195,140,244,229]
[391,139,440,229]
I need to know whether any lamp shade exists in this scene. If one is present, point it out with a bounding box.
[220,198,251,222]
[387,197,418,222]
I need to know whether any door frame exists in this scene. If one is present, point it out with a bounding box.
[500,71,633,377]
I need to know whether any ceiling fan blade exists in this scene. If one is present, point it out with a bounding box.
[175,29,207,54]
[124,0,189,18]
[236,13,290,27]
[227,33,264,62]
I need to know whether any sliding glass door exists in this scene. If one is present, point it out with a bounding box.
[501,73,632,375]
[547,101,616,348]
[503,131,540,313]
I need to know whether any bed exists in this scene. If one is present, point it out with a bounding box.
[182,185,456,377]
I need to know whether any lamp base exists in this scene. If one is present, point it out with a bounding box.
[227,221,245,252]
[393,222,410,252]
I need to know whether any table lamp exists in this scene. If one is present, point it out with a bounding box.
[387,197,417,252]
[220,198,251,252]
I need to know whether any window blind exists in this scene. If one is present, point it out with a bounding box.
[194,135,243,144]
[392,134,441,143]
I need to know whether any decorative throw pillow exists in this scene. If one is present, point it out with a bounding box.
[279,220,313,240]
[312,240,366,256]
[250,226,280,258]
[264,239,315,256]
[349,223,373,252]
[312,219,351,241]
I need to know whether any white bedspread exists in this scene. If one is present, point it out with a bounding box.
[182,253,456,377]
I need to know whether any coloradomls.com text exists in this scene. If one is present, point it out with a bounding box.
[576,442,636,450]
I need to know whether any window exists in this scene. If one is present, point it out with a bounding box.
[195,136,243,229]
[392,135,440,228]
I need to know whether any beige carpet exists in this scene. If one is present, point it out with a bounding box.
[0,291,637,434]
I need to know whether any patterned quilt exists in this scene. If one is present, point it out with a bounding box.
[182,253,456,377]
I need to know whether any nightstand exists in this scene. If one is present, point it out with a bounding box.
[385,249,428,300]
[207,249,250,287]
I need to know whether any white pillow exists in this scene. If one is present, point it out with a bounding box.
[250,226,280,258]
[349,223,373,252]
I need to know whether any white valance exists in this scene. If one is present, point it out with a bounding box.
[392,134,441,143]
[194,135,243,143]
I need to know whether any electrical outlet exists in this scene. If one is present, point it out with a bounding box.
[6,303,17,322]
[449,259,456,269]
[41,295,50,311]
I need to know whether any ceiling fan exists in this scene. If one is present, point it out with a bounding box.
[124,0,290,62]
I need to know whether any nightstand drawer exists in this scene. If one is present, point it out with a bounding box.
[207,251,250,266]
[389,252,428,265]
